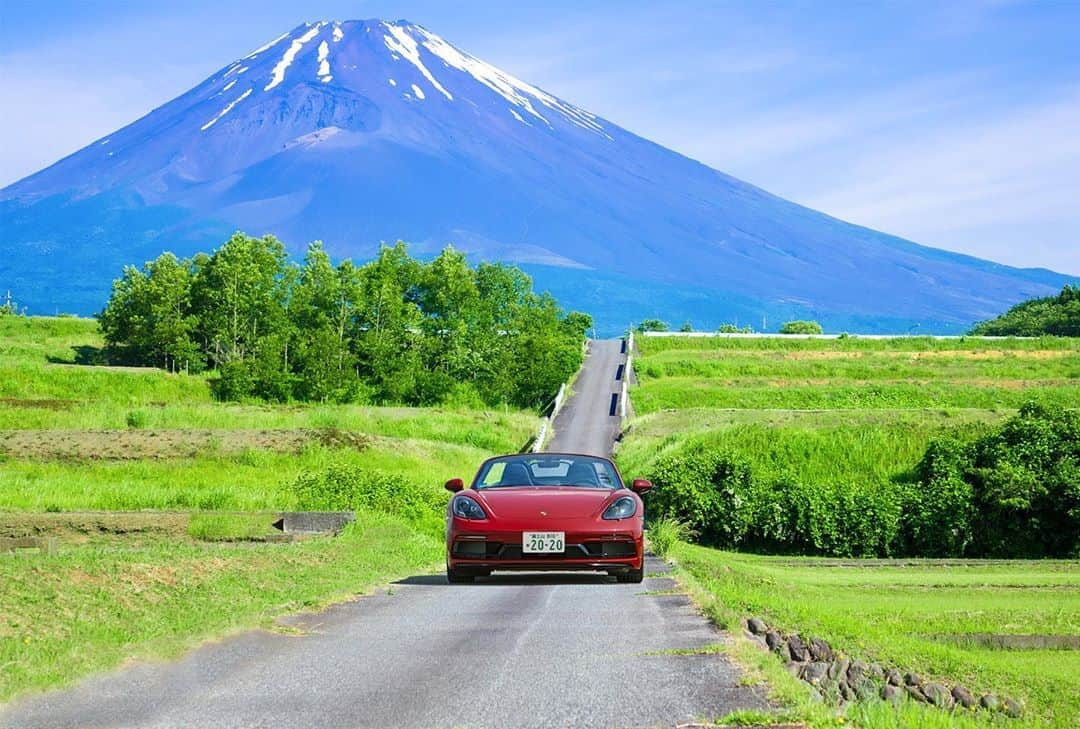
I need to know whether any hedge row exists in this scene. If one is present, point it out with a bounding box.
[646,403,1079,558]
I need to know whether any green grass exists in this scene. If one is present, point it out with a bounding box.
[0,510,442,702]
[624,334,1079,727]
[637,334,1080,354]
[619,408,1006,488]
[0,438,504,512]
[669,542,1080,728]
[0,316,537,702]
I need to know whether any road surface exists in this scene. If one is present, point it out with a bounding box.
[547,339,625,456]
[0,338,768,729]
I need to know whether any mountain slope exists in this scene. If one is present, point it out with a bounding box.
[1,19,1074,331]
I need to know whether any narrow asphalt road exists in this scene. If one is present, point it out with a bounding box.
[0,338,767,729]
[547,339,625,456]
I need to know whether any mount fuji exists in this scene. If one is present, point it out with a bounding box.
[1,19,1074,332]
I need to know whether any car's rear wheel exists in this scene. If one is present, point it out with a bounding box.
[446,565,475,584]
[616,567,644,583]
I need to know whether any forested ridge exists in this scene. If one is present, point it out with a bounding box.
[971,285,1080,336]
[99,233,590,408]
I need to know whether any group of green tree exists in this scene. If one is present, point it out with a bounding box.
[646,402,1079,558]
[99,233,590,408]
[634,318,818,334]
[970,285,1080,336]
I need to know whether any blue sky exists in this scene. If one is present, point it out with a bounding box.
[2,0,1078,273]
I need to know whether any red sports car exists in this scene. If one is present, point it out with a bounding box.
[444,453,653,583]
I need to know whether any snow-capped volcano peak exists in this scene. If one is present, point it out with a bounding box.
[187,19,609,141]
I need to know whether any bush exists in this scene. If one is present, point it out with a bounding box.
[780,320,823,334]
[907,402,1079,557]
[646,517,696,557]
[647,450,754,546]
[125,410,150,429]
[646,402,1078,558]
[289,464,446,538]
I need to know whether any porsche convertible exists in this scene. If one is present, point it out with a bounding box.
[443,453,653,583]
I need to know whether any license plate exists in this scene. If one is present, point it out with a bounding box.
[523,531,565,553]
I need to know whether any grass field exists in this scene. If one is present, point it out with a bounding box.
[624,333,1079,727]
[0,316,536,701]
[670,544,1079,728]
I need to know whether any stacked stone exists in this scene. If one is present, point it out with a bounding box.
[743,617,1023,719]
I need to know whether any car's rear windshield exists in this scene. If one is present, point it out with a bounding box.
[474,455,623,490]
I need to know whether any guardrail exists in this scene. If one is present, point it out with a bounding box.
[531,381,568,453]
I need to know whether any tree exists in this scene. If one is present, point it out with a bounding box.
[354,242,423,403]
[100,252,202,371]
[970,285,1080,336]
[636,318,669,332]
[189,233,295,399]
[718,323,752,333]
[291,242,363,402]
[99,235,587,410]
[678,321,693,333]
[780,320,823,335]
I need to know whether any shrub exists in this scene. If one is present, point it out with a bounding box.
[125,410,150,429]
[963,402,1078,557]
[647,450,754,546]
[901,437,974,556]
[780,320,823,334]
[646,517,697,557]
[637,318,669,333]
[289,464,446,538]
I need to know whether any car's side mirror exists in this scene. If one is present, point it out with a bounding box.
[444,478,465,493]
[630,479,653,494]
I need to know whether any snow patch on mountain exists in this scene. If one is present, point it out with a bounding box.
[381,22,453,100]
[317,40,331,82]
[266,23,324,91]
[201,89,252,131]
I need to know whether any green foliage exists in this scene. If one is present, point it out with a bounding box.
[0,290,20,316]
[779,319,823,334]
[125,410,150,429]
[646,516,696,557]
[678,321,693,332]
[717,323,752,333]
[100,236,585,409]
[99,252,204,372]
[289,463,447,538]
[636,318,669,332]
[907,402,1080,557]
[646,450,754,546]
[641,404,1079,558]
[971,285,1080,336]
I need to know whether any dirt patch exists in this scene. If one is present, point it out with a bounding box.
[0,512,192,542]
[0,397,77,410]
[932,633,1080,650]
[783,350,1072,361]
[0,428,372,461]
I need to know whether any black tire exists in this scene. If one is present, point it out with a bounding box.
[616,567,644,584]
[446,565,475,584]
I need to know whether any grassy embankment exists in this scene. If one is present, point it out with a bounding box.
[0,316,535,702]
[624,334,1079,728]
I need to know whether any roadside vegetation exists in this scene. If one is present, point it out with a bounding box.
[627,332,1079,726]
[0,314,540,702]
